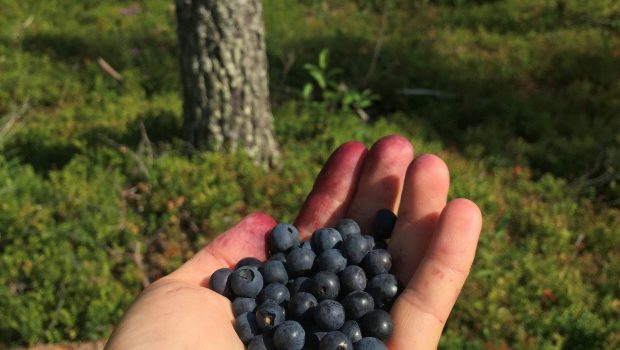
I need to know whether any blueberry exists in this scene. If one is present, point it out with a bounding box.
[317,249,347,273]
[363,235,376,250]
[311,271,340,300]
[236,257,263,269]
[366,274,400,310]
[335,218,361,240]
[341,234,371,265]
[288,292,318,324]
[269,252,287,264]
[299,240,313,250]
[286,247,316,277]
[260,260,289,285]
[259,283,291,305]
[360,309,393,341]
[340,320,362,343]
[319,331,353,350]
[248,334,276,350]
[340,265,367,293]
[372,209,397,239]
[234,311,260,344]
[311,228,343,253]
[273,320,305,350]
[289,276,313,295]
[362,249,392,277]
[269,223,301,254]
[256,299,286,331]
[209,268,233,298]
[314,300,346,331]
[231,266,264,298]
[232,297,257,317]
[342,291,375,320]
[353,337,387,350]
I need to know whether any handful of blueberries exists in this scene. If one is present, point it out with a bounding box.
[209,209,401,350]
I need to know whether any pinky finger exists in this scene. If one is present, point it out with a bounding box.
[389,199,482,350]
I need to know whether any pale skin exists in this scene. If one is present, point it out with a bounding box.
[105,135,483,350]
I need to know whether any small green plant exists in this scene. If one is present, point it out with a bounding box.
[302,49,379,121]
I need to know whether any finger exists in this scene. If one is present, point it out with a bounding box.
[295,141,368,238]
[169,212,277,286]
[346,135,414,232]
[389,154,450,284]
[389,199,482,350]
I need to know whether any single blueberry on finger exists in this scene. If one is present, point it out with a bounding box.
[256,299,286,331]
[270,223,301,254]
[235,311,260,344]
[273,320,305,350]
[319,331,353,350]
[314,300,346,331]
[260,260,289,285]
[353,337,387,350]
[209,268,233,298]
[335,218,361,240]
[372,209,397,239]
[340,320,362,343]
[340,265,367,293]
[232,297,257,317]
[360,309,393,341]
[231,266,264,298]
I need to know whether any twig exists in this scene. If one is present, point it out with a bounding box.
[97,57,123,82]
[363,0,389,85]
[138,121,154,165]
[98,134,150,179]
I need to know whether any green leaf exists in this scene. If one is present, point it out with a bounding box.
[318,49,329,70]
[302,84,314,100]
[309,70,326,89]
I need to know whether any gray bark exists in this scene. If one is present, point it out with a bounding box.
[176,0,279,166]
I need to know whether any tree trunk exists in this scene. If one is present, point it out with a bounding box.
[176,0,279,166]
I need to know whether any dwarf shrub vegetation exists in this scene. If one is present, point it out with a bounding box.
[0,0,618,348]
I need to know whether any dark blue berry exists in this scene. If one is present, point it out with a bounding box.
[299,240,313,250]
[269,223,301,254]
[248,334,276,350]
[319,331,353,350]
[209,268,232,298]
[340,265,367,293]
[342,291,375,320]
[232,297,257,317]
[231,266,264,298]
[236,257,262,269]
[360,309,393,341]
[273,320,306,350]
[366,274,400,310]
[234,311,260,344]
[363,235,376,250]
[286,247,316,277]
[259,283,291,305]
[372,209,397,239]
[341,234,371,265]
[362,249,392,277]
[269,252,287,264]
[353,337,387,350]
[260,260,289,285]
[335,218,361,240]
[340,320,362,343]
[256,299,286,331]
[314,300,346,331]
[289,276,313,295]
[311,271,340,300]
[288,292,318,324]
[317,249,347,273]
[311,228,343,253]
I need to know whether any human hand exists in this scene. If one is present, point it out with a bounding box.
[105,135,482,350]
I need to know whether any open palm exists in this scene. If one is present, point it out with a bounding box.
[105,136,482,350]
